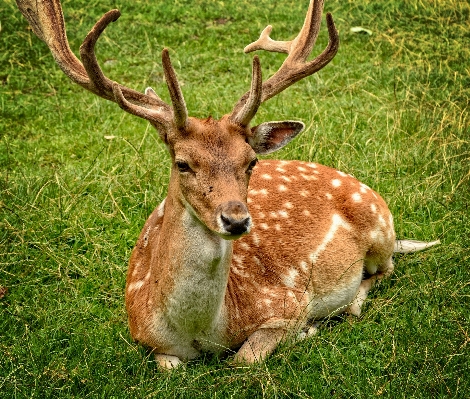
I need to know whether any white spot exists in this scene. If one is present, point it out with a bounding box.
[281,176,291,182]
[253,256,261,266]
[337,171,348,177]
[301,173,317,181]
[297,166,307,172]
[252,233,260,246]
[247,198,253,204]
[360,183,371,191]
[309,214,352,265]
[278,185,288,192]
[284,202,294,209]
[233,254,244,264]
[259,212,266,219]
[262,174,272,180]
[360,186,368,194]
[370,204,377,213]
[276,167,286,173]
[283,268,299,288]
[325,193,333,200]
[378,215,387,227]
[300,190,310,197]
[231,265,250,277]
[278,210,288,218]
[370,229,385,243]
[240,242,250,251]
[303,209,311,217]
[332,179,342,187]
[300,261,308,272]
[307,163,317,169]
[275,224,282,231]
[250,189,268,196]
[260,223,269,230]
[269,211,278,219]
[144,271,151,281]
[127,280,145,292]
[156,198,166,218]
[352,193,362,202]
[264,299,272,305]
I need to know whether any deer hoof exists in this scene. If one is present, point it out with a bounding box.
[155,354,183,370]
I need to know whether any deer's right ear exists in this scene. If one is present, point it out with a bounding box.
[248,121,305,155]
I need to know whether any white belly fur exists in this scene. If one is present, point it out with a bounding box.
[308,272,363,319]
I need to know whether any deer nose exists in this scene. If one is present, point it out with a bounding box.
[217,201,251,236]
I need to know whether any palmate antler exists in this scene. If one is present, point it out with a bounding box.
[230,0,339,120]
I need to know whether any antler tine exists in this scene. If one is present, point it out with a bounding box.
[230,55,262,126]
[288,0,325,64]
[16,0,89,87]
[162,49,188,130]
[232,0,339,116]
[16,0,173,125]
[244,25,290,54]
[79,10,173,115]
[112,82,172,132]
[244,0,326,59]
[79,10,121,100]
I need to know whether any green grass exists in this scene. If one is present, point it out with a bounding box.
[1,0,469,397]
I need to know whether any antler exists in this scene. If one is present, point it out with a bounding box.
[231,0,339,119]
[16,0,187,133]
[230,55,262,126]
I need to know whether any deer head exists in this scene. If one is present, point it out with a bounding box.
[16,0,339,238]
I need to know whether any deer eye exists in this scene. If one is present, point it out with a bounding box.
[175,160,192,173]
[246,158,258,174]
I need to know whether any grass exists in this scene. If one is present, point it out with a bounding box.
[1,0,469,397]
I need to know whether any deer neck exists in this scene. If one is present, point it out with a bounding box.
[154,188,232,334]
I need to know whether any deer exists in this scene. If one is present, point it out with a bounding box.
[17,0,440,369]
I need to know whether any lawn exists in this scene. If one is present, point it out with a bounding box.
[1,0,469,397]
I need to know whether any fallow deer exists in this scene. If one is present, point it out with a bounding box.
[16,0,439,369]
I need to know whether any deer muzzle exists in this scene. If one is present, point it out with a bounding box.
[216,201,252,237]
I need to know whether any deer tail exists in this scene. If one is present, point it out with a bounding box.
[394,239,440,254]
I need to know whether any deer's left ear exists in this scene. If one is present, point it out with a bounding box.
[248,121,305,155]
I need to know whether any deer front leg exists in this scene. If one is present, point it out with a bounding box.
[233,328,285,364]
